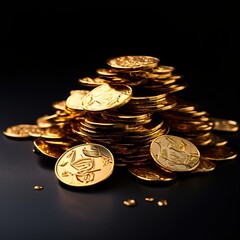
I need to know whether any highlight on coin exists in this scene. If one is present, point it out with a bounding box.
[54,143,115,187]
[2,54,239,191]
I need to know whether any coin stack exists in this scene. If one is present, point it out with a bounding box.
[3,55,239,187]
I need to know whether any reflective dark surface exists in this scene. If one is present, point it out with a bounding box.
[1,2,239,240]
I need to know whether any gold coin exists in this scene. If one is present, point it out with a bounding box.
[81,83,132,112]
[199,145,238,161]
[52,100,66,111]
[65,90,89,111]
[33,138,72,159]
[106,55,160,70]
[54,143,114,187]
[78,77,111,87]
[150,135,200,172]
[29,125,65,139]
[210,117,239,132]
[127,162,177,181]
[190,158,216,173]
[3,124,40,138]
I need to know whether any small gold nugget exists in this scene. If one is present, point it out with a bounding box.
[123,199,137,206]
[34,185,43,190]
[157,199,168,206]
[145,197,155,202]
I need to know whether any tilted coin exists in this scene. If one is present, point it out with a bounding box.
[150,135,200,172]
[78,77,111,87]
[127,162,177,181]
[190,158,216,173]
[3,124,40,138]
[33,138,73,159]
[52,100,66,111]
[54,143,114,187]
[210,117,239,132]
[145,197,155,202]
[199,145,238,161]
[81,83,132,111]
[106,55,160,70]
[66,90,89,112]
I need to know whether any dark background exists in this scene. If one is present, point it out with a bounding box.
[1,1,239,240]
[0,1,236,119]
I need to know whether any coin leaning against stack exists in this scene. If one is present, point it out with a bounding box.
[3,55,239,187]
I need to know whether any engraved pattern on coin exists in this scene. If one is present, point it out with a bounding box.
[55,143,114,187]
[107,55,160,70]
[150,135,200,172]
[81,84,132,111]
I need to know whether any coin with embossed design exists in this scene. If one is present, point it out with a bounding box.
[54,143,114,187]
[150,135,200,172]
[106,55,160,70]
[81,83,132,111]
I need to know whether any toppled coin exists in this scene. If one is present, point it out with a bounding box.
[54,143,114,187]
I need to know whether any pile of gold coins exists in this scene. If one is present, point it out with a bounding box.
[3,55,239,187]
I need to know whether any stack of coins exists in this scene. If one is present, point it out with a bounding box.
[3,55,239,187]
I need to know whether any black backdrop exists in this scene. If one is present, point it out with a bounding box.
[0,1,236,116]
[0,2,239,240]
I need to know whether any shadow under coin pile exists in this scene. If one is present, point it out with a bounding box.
[3,55,239,187]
